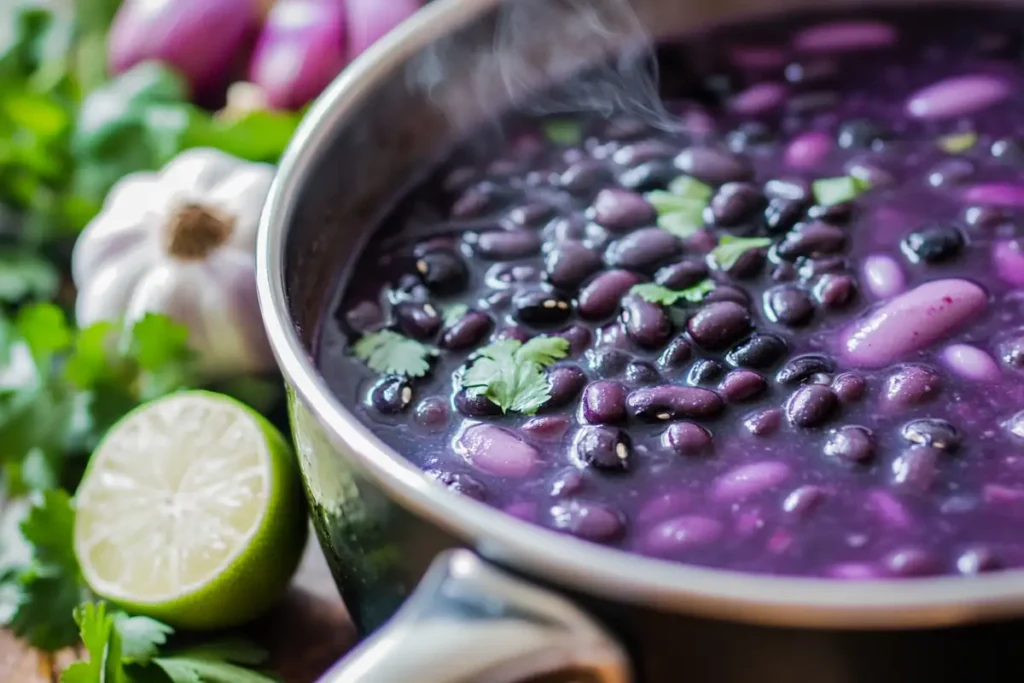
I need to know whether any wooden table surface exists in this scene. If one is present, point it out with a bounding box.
[0,540,355,683]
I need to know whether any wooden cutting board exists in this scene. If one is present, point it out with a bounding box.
[0,542,355,683]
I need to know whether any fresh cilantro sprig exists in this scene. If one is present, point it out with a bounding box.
[440,303,469,329]
[630,279,715,306]
[353,330,436,378]
[542,119,582,146]
[61,601,278,683]
[462,336,570,415]
[811,175,871,207]
[647,175,712,238]
[710,236,773,271]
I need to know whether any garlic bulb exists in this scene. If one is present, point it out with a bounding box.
[72,148,276,378]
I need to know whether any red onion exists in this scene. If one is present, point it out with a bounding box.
[249,0,347,110]
[345,0,422,60]
[108,0,265,96]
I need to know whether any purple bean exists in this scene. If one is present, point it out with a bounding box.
[345,301,383,333]
[891,447,940,493]
[726,334,788,369]
[824,425,874,463]
[454,390,502,417]
[729,45,786,70]
[573,426,632,472]
[643,516,723,555]
[455,423,540,478]
[984,484,1024,504]
[826,563,883,580]
[814,274,856,308]
[782,485,828,517]
[785,131,833,169]
[627,385,724,421]
[473,230,542,260]
[673,146,753,185]
[957,547,1003,574]
[604,228,681,271]
[704,284,750,306]
[718,370,767,402]
[545,241,603,290]
[414,397,449,429]
[730,82,787,115]
[578,269,641,320]
[793,20,897,52]
[687,301,752,350]
[441,311,493,350]
[743,408,782,437]
[708,183,766,228]
[660,422,713,456]
[900,418,961,452]
[776,354,834,385]
[557,324,593,357]
[777,223,846,260]
[545,366,587,409]
[426,470,488,502]
[590,188,656,231]
[485,263,541,290]
[832,372,866,402]
[522,415,571,442]
[841,279,988,368]
[764,285,814,326]
[655,260,709,289]
[368,376,413,414]
[787,385,839,427]
[941,344,1000,382]
[993,240,1024,286]
[658,336,693,369]
[624,360,660,385]
[560,159,613,193]
[865,490,912,529]
[712,461,791,501]
[906,74,1009,119]
[862,254,906,299]
[580,380,628,424]
[504,201,556,228]
[637,492,692,524]
[884,548,940,577]
[883,364,942,408]
[549,500,625,542]
[621,294,673,349]
[548,469,585,498]
[962,182,1024,207]
[612,140,677,166]
[395,301,442,340]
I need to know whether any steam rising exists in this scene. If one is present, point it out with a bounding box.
[408,0,675,132]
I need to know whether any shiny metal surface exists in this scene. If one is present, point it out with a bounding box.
[318,550,631,683]
[257,0,1024,631]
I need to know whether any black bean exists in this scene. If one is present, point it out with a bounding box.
[661,422,713,456]
[900,225,965,264]
[545,365,587,409]
[484,263,541,289]
[708,182,766,227]
[687,301,751,350]
[764,197,805,234]
[454,389,501,417]
[493,325,531,344]
[687,359,726,385]
[472,230,542,261]
[451,181,502,218]
[586,349,630,378]
[891,447,940,492]
[782,485,827,517]
[798,255,848,280]
[832,372,866,402]
[744,408,782,436]
[777,223,846,260]
[545,241,603,290]
[441,311,492,350]
[626,385,724,421]
[622,294,673,349]
[776,354,835,385]
[883,365,941,408]
[577,269,641,320]
[725,121,776,152]
[573,426,633,472]
[625,360,661,385]
[618,160,678,192]
[604,228,681,271]
[837,118,888,149]
[396,302,443,340]
[723,247,766,279]
[368,376,413,415]
[543,214,589,243]
[726,334,788,369]
[658,336,693,369]
[344,301,383,333]
[548,500,625,542]
[957,547,1003,575]
[718,370,767,402]
[560,160,612,193]
[655,260,709,289]
[504,201,556,228]
[764,285,814,326]
[884,549,939,577]
[427,470,487,501]
[674,146,753,184]
[824,425,874,463]
[704,284,750,306]
[580,380,628,424]
[612,140,677,166]
[416,250,469,295]
[786,385,839,427]
[814,273,856,308]
[557,324,593,356]
[549,468,586,498]
[513,291,573,326]
[901,418,961,451]
[771,262,798,281]
[414,397,449,429]
[590,188,656,231]
[927,159,975,188]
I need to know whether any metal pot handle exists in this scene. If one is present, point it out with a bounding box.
[317,549,632,683]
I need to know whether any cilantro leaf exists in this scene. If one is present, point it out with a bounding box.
[542,119,582,146]
[710,236,773,271]
[646,190,702,216]
[0,250,59,303]
[812,175,871,207]
[657,207,705,238]
[116,614,173,664]
[16,302,72,368]
[441,303,469,329]
[353,330,435,378]
[630,279,714,306]
[61,602,118,683]
[462,336,570,414]
[667,175,712,202]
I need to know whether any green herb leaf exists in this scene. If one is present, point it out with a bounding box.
[667,175,712,202]
[646,191,699,216]
[116,614,173,664]
[0,250,60,303]
[938,131,977,154]
[15,302,72,368]
[542,119,582,146]
[440,303,469,329]
[657,207,705,238]
[462,336,570,415]
[353,330,435,378]
[60,602,119,683]
[710,236,773,271]
[630,279,714,306]
[812,175,871,207]
[184,109,303,164]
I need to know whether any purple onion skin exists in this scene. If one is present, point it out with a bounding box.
[249,0,349,110]
[108,0,264,97]
[345,0,423,60]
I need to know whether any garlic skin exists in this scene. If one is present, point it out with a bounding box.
[72,148,276,378]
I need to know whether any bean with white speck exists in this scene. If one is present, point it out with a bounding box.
[627,385,725,421]
[901,418,961,451]
[573,426,633,472]
[891,447,940,493]
[824,425,874,463]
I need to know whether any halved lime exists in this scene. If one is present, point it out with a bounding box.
[73,390,307,630]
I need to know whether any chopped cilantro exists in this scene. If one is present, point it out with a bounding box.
[938,131,977,154]
[646,190,701,216]
[353,330,435,378]
[812,175,871,207]
[657,207,705,238]
[631,280,715,306]
[440,303,469,328]
[542,119,582,146]
[710,236,773,271]
[462,336,570,415]
[667,175,712,202]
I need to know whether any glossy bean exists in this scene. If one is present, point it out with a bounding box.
[455,423,540,478]
[687,301,752,350]
[660,422,713,456]
[578,269,642,320]
[580,380,628,424]
[627,385,725,421]
[545,240,603,290]
[622,294,673,349]
[942,344,1000,382]
[712,461,791,501]
[604,228,681,271]
[590,188,656,231]
[473,230,542,260]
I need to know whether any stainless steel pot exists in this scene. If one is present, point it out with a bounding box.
[256,1,1024,681]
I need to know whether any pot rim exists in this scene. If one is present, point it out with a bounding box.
[256,0,1024,630]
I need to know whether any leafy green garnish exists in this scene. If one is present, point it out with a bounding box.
[0,250,60,303]
[630,279,715,306]
[710,236,773,271]
[938,131,977,154]
[462,336,570,415]
[812,175,871,207]
[542,119,582,146]
[647,176,712,237]
[354,330,436,378]
[61,601,277,683]
[440,303,469,329]
[667,175,712,202]
[657,206,706,238]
